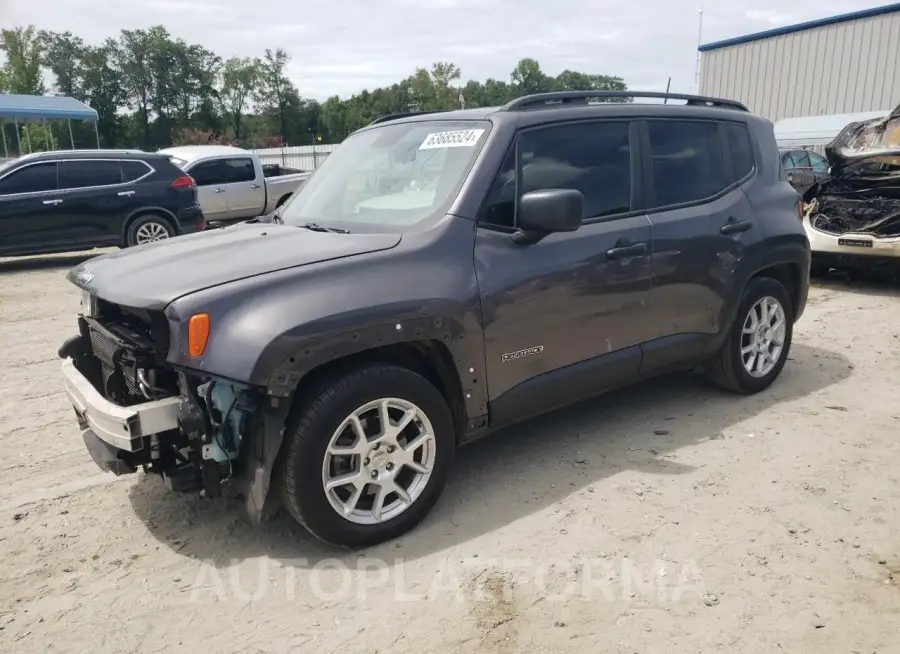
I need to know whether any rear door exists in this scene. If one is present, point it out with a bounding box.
[221,156,265,218]
[0,161,64,253]
[187,158,230,220]
[58,159,132,246]
[640,118,760,371]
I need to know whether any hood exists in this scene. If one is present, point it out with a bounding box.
[67,223,401,310]
[826,101,900,171]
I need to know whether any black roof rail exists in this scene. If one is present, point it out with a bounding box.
[367,110,445,126]
[502,91,749,112]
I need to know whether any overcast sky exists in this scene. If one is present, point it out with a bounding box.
[2,0,891,100]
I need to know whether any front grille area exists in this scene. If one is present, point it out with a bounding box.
[79,307,178,406]
[83,316,154,405]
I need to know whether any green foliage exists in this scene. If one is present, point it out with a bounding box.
[0,24,629,150]
[1,26,46,95]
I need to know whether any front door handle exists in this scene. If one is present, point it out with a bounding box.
[720,218,753,235]
[606,242,648,259]
[250,183,261,189]
[42,199,63,205]
[214,188,225,194]
[118,190,136,197]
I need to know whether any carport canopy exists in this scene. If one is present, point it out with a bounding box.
[774,110,891,150]
[0,93,100,157]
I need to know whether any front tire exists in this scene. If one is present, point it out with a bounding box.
[705,276,794,394]
[279,364,455,548]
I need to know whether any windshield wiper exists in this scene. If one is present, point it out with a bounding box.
[298,222,349,234]
[245,211,282,225]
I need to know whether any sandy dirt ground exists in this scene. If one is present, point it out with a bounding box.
[1,251,899,654]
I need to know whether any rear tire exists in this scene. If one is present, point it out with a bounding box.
[279,364,455,548]
[704,276,794,394]
[125,214,175,247]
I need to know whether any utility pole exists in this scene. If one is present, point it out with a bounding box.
[695,8,705,90]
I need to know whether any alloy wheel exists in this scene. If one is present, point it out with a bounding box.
[740,295,787,378]
[321,398,436,525]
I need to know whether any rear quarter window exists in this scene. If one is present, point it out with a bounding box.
[723,123,755,182]
[122,160,153,182]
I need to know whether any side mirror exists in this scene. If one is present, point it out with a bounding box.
[516,189,584,239]
[786,169,817,188]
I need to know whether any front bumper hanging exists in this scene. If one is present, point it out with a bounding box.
[61,358,181,453]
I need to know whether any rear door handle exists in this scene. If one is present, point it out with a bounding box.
[720,219,753,235]
[42,199,63,205]
[250,183,261,189]
[118,190,135,197]
[606,242,648,259]
[214,188,226,193]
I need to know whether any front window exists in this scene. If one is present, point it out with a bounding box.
[279,120,490,232]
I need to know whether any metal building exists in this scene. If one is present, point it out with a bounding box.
[698,3,900,122]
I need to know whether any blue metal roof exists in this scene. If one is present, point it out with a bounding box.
[0,94,99,121]
[699,2,900,52]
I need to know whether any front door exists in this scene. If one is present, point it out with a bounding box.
[474,120,653,427]
[639,119,760,371]
[0,160,65,253]
[187,159,230,220]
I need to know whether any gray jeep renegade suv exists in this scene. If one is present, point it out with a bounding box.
[59,91,810,547]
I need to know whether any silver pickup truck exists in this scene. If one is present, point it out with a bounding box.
[159,145,310,224]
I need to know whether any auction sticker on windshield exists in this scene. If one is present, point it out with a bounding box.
[419,129,486,150]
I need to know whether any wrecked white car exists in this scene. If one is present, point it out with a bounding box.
[803,104,900,273]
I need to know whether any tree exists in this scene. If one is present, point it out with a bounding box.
[511,57,550,95]
[0,26,45,95]
[39,31,85,98]
[110,28,163,148]
[255,48,296,142]
[220,57,260,140]
[80,44,125,146]
[1,23,632,151]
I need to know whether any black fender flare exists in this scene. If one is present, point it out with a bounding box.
[261,313,487,423]
[715,238,809,349]
[237,314,488,525]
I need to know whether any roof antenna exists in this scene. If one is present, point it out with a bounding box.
[664,77,672,103]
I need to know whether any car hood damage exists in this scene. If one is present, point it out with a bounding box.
[806,103,900,237]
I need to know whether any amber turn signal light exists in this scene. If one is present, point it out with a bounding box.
[188,313,210,357]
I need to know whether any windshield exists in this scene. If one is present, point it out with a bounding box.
[279,120,490,232]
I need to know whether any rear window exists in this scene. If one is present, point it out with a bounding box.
[646,120,726,208]
[224,157,255,182]
[59,160,123,189]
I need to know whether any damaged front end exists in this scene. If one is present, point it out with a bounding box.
[59,303,281,520]
[807,104,900,238]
